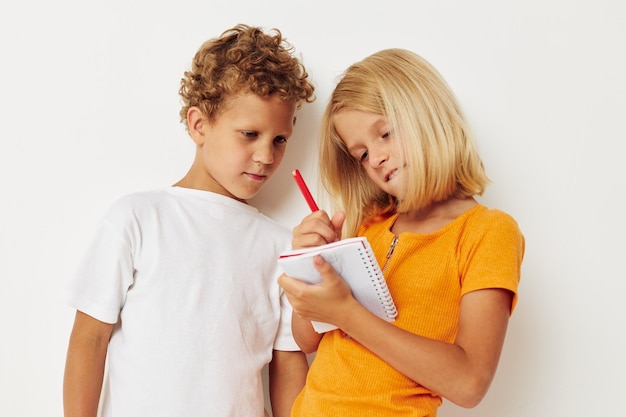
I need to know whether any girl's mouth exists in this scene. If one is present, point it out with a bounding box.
[385,169,398,182]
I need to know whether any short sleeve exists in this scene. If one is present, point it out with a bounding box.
[272,289,300,351]
[60,215,135,324]
[459,210,525,313]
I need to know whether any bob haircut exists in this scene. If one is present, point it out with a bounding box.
[320,48,489,236]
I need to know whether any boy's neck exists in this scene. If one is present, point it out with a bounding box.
[172,177,247,204]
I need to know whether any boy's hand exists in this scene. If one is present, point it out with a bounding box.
[292,210,346,249]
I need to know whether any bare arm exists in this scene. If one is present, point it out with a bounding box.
[288,310,323,354]
[278,256,512,408]
[63,310,114,417]
[268,350,309,417]
[282,210,345,353]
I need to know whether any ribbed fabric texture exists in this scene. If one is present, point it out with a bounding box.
[291,205,524,417]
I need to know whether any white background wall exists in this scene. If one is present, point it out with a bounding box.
[1,0,625,415]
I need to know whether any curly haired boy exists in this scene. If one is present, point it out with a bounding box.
[62,24,315,417]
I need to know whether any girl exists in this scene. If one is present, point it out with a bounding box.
[278,48,524,417]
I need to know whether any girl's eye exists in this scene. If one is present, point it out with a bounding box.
[243,131,258,138]
[382,131,390,139]
[274,136,288,145]
[359,150,369,162]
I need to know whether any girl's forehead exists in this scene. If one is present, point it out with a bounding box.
[333,110,387,133]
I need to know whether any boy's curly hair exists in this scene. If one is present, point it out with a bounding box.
[179,24,315,129]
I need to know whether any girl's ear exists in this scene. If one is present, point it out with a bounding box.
[187,107,207,146]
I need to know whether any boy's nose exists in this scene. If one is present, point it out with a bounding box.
[253,146,274,165]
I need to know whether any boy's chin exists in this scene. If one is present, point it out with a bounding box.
[233,190,261,202]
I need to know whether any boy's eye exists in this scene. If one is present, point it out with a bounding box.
[242,131,258,138]
[274,136,288,144]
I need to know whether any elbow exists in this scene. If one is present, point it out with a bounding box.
[293,326,322,354]
[447,375,493,409]
[453,393,484,409]
[296,340,319,355]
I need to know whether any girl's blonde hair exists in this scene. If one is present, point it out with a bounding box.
[320,48,489,236]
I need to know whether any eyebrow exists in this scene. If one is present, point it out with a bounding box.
[344,140,362,156]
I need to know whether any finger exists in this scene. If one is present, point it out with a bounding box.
[277,274,320,319]
[292,233,330,249]
[313,255,337,278]
[330,211,346,239]
[277,273,310,296]
[292,211,338,247]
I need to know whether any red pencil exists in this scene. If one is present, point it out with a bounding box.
[292,169,319,212]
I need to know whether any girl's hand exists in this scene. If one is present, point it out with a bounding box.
[278,255,360,328]
[292,211,346,249]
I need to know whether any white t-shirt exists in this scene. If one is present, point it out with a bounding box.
[62,187,298,417]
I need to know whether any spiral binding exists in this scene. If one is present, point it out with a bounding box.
[357,245,398,319]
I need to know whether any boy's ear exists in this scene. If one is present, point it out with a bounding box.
[187,107,207,146]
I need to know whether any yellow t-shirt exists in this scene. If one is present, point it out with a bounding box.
[291,205,525,417]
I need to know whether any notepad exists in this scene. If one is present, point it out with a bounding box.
[278,237,398,333]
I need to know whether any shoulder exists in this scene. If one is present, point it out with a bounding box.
[461,205,525,252]
[106,188,168,208]
[255,212,292,242]
[261,214,291,232]
[359,213,397,236]
[101,189,171,223]
[467,206,521,233]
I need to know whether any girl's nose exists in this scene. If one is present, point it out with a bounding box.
[368,152,387,168]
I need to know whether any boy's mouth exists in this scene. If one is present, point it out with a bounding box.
[246,172,267,181]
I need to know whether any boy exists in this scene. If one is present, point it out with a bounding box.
[62,24,315,417]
